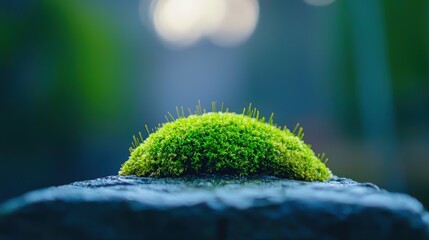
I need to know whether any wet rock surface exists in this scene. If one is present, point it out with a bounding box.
[1,175,428,240]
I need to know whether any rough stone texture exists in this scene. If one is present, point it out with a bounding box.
[0,175,428,240]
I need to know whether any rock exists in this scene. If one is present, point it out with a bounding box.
[0,175,428,240]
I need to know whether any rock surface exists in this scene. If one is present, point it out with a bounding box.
[0,175,428,240]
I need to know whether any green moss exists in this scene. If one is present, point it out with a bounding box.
[119,104,332,181]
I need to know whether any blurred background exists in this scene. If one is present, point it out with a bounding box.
[1,0,428,208]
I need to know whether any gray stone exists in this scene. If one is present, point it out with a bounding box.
[0,175,428,240]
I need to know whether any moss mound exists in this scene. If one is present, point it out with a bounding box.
[119,106,332,181]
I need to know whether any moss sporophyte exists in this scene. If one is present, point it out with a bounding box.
[119,103,332,181]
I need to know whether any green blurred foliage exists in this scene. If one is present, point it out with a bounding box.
[383,1,429,131]
[0,0,134,197]
[1,1,131,130]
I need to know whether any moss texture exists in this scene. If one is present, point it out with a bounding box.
[119,104,332,181]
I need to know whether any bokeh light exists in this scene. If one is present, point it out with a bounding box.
[149,0,259,48]
[209,0,259,47]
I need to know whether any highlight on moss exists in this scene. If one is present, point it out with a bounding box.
[119,102,332,181]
